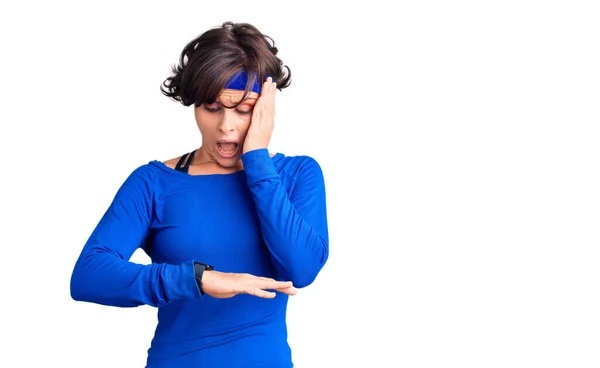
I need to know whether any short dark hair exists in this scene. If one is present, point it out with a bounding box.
[160,21,292,108]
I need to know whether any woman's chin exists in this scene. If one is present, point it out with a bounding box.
[213,152,242,169]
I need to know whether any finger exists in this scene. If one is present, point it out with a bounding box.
[246,287,276,299]
[264,77,275,102]
[256,280,293,290]
[277,286,298,296]
[267,77,275,97]
[261,76,272,95]
[269,79,276,110]
[256,80,273,119]
[255,276,290,283]
[263,81,273,106]
[266,282,294,291]
[266,75,273,85]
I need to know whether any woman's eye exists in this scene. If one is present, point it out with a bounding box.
[204,105,221,113]
[236,109,252,115]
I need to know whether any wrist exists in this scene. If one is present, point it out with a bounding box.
[194,262,214,295]
[242,145,267,155]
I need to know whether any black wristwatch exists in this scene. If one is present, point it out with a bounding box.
[194,262,214,295]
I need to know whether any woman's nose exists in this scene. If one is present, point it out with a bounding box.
[218,113,235,133]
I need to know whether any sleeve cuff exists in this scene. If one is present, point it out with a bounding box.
[168,260,203,300]
[241,148,279,185]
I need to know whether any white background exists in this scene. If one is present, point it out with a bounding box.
[1,1,599,367]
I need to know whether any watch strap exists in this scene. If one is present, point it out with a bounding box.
[194,262,213,295]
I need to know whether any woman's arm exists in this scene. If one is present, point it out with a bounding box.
[242,149,329,288]
[69,166,201,308]
[70,165,297,307]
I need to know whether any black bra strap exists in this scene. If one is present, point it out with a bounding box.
[174,153,189,172]
[182,150,196,173]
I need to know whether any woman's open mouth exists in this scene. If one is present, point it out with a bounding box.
[216,141,239,159]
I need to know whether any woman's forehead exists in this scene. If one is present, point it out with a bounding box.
[218,89,259,104]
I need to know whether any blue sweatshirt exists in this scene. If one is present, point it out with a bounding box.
[70,148,329,367]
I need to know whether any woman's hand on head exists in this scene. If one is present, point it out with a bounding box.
[242,76,277,154]
[200,270,297,299]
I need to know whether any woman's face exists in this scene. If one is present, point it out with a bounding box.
[194,89,258,167]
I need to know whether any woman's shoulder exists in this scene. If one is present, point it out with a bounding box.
[116,157,180,187]
[273,152,325,177]
[275,151,322,166]
[117,161,164,186]
[161,157,178,169]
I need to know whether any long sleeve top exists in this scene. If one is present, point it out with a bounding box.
[70,148,329,367]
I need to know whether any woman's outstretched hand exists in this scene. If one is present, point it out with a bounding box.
[201,270,297,299]
[242,76,277,154]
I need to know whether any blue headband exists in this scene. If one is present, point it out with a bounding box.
[224,71,262,94]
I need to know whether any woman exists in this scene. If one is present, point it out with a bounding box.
[70,21,329,367]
